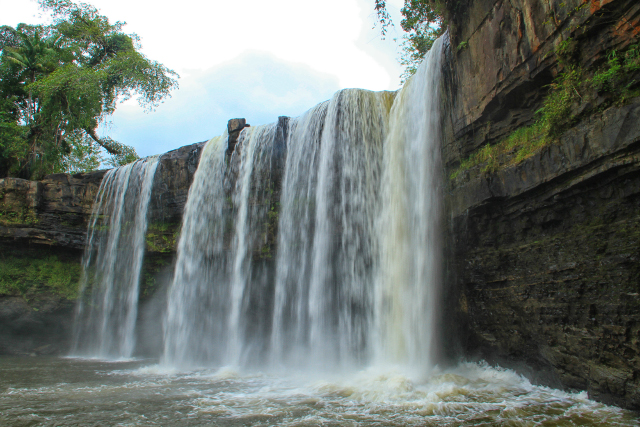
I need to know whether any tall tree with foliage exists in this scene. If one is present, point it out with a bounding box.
[375,0,447,82]
[0,0,178,179]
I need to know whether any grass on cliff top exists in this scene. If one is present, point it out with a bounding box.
[0,252,81,301]
[450,41,640,180]
[451,122,549,178]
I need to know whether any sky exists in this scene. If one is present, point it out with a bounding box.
[2,0,407,157]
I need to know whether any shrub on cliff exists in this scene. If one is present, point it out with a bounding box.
[375,0,466,82]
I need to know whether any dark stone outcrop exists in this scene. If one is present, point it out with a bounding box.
[227,118,249,158]
[0,294,75,356]
[442,0,640,410]
[144,141,207,254]
[445,100,640,408]
[0,141,207,254]
[443,0,640,166]
[151,140,207,225]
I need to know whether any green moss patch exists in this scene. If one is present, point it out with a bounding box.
[0,208,39,226]
[145,222,180,253]
[258,202,280,260]
[450,41,640,181]
[139,254,166,297]
[0,248,81,300]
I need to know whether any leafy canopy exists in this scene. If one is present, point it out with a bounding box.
[374,0,447,82]
[0,0,178,179]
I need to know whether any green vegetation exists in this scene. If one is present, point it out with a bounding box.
[258,203,280,260]
[0,187,40,225]
[140,254,169,297]
[145,222,180,253]
[0,0,178,179]
[450,40,640,180]
[0,249,81,300]
[375,0,448,82]
[0,207,39,226]
[450,122,547,178]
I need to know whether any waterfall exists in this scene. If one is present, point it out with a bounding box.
[162,37,445,371]
[72,156,160,359]
[270,89,394,370]
[376,36,444,370]
[163,126,282,368]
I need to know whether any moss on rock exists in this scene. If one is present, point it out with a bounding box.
[0,244,82,301]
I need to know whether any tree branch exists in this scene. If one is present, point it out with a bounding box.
[84,127,120,155]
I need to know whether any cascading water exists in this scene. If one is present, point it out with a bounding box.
[270,89,394,370]
[162,37,445,372]
[72,156,159,358]
[163,125,282,367]
[376,36,444,371]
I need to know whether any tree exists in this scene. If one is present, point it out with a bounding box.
[375,0,447,82]
[0,0,178,179]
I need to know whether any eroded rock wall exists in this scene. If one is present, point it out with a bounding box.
[0,171,105,249]
[444,0,640,164]
[443,0,640,409]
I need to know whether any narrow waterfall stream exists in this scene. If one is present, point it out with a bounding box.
[72,156,159,359]
[376,35,444,370]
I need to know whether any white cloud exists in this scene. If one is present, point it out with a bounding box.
[102,51,341,157]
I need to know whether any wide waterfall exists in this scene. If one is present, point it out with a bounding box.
[72,156,160,358]
[269,90,392,371]
[163,38,445,372]
[5,35,637,426]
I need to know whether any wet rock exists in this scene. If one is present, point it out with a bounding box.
[0,294,75,356]
[227,118,249,157]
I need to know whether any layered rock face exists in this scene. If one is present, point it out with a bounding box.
[0,140,205,251]
[442,0,640,409]
[0,171,105,249]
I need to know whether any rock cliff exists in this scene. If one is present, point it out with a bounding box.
[442,0,640,409]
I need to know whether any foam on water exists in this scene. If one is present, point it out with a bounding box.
[0,358,635,426]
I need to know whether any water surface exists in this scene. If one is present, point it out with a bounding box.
[1,357,637,426]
